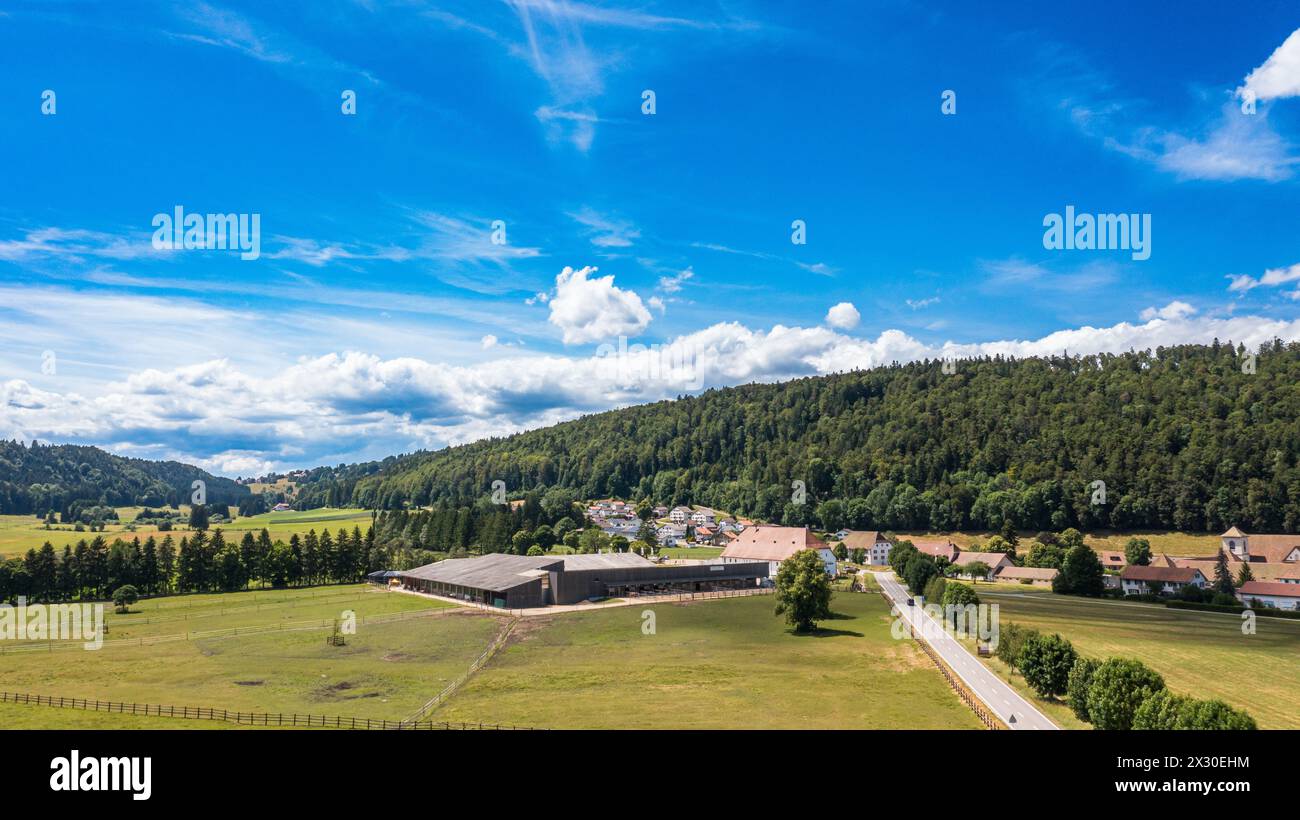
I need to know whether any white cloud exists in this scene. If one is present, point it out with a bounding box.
[481,334,499,349]
[1139,301,1196,321]
[657,266,694,293]
[568,207,640,247]
[1239,28,1300,102]
[824,302,860,330]
[7,300,1300,475]
[906,296,940,310]
[1226,261,1300,293]
[546,265,652,344]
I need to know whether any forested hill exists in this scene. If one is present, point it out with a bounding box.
[0,441,248,517]
[297,340,1300,534]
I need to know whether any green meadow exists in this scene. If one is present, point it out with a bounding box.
[969,589,1300,729]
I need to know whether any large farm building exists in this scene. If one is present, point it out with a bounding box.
[398,552,769,608]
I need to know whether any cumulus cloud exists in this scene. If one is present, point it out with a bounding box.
[546,265,652,344]
[9,299,1300,476]
[1139,301,1196,321]
[824,302,860,330]
[1239,28,1300,102]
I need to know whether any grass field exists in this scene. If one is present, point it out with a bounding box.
[431,591,984,729]
[0,586,984,729]
[0,584,504,728]
[0,507,375,559]
[967,589,1300,729]
[894,530,1224,557]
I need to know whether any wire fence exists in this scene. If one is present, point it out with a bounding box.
[408,584,775,618]
[0,691,540,730]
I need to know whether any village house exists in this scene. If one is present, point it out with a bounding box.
[994,565,1058,586]
[838,530,893,565]
[951,551,1013,579]
[691,507,717,527]
[1098,551,1126,572]
[1236,581,1300,610]
[1120,565,1207,596]
[669,506,691,525]
[910,538,959,563]
[720,526,837,577]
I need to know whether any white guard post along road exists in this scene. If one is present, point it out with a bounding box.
[871,571,1058,730]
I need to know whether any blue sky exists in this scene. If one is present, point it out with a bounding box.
[1,1,1299,476]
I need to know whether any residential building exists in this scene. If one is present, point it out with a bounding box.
[994,566,1058,586]
[1120,565,1207,596]
[720,526,837,577]
[838,530,892,565]
[1236,581,1300,611]
[951,551,1013,578]
[910,538,959,563]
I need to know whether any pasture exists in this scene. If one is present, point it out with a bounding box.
[0,507,375,559]
[971,589,1300,729]
[0,585,982,730]
[431,591,983,730]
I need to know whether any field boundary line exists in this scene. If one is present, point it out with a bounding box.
[0,690,542,730]
[401,615,519,726]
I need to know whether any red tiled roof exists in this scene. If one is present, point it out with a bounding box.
[1121,565,1203,583]
[720,526,828,562]
[1238,581,1300,598]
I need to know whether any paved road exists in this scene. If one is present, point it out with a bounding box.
[871,571,1058,730]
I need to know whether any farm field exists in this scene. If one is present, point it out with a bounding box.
[0,584,499,728]
[969,589,1300,729]
[0,507,374,559]
[894,530,1223,557]
[431,591,984,729]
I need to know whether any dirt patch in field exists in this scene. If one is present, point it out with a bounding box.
[233,680,264,686]
[381,652,410,662]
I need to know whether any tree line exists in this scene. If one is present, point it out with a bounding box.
[289,341,1300,535]
[0,524,381,604]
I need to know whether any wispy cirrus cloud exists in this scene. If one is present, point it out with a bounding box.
[1034,30,1300,182]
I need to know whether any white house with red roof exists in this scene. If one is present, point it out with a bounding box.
[1237,581,1300,610]
[1120,564,1207,595]
[720,526,836,577]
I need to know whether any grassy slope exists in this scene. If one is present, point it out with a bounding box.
[971,588,1300,729]
[434,591,984,729]
[0,585,496,728]
[0,508,374,558]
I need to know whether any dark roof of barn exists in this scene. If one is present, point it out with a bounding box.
[400,553,564,591]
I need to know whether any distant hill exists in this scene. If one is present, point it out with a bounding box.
[295,340,1300,534]
[0,441,248,517]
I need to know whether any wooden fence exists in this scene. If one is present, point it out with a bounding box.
[401,616,518,725]
[876,589,1005,730]
[0,691,540,730]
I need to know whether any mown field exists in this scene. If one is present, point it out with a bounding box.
[0,584,503,728]
[967,589,1300,729]
[0,507,374,558]
[0,586,982,730]
[431,591,983,729]
[894,530,1224,557]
